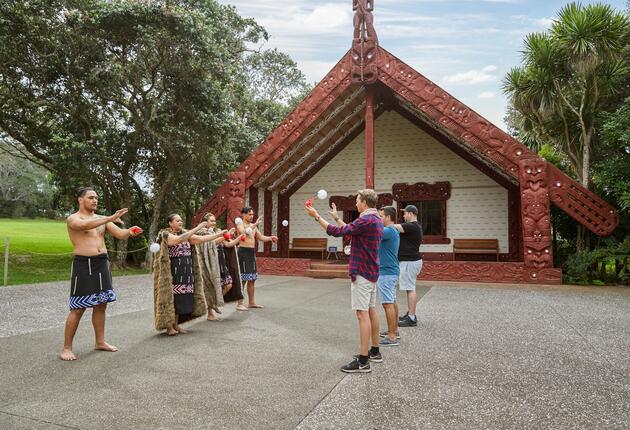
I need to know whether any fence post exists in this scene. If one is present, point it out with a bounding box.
[3,237,8,287]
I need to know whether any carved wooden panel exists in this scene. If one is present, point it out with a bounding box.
[277,193,290,257]
[226,172,246,230]
[392,181,450,201]
[256,257,311,277]
[519,159,554,285]
[351,0,378,84]
[419,261,561,284]
[547,163,619,236]
[378,47,618,236]
[264,190,273,256]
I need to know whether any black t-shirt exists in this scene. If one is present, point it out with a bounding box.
[397,221,422,261]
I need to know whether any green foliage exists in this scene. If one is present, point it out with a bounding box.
[593,97,630,213]
[0,218,149,285]
[564,237,630,285]
[503,2,630,186]
[0,0,309,264]
[0,143,56,217]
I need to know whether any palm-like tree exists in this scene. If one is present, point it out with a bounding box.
[503,2,630,189]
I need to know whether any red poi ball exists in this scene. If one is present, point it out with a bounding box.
[223,233,231,240]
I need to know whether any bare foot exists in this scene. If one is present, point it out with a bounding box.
[166,328,178,336]
[176,326,188,334]
[236,304,248,311]
[94,342,119,352]
[207,309,221,321]
[248,303,265,309]
[59,348,77,361]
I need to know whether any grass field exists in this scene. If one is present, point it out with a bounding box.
[0,218,149,286]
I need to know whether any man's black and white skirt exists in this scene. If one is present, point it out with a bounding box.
[68,253,116,309]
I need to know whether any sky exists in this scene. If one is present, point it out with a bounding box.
[218,0,628,131]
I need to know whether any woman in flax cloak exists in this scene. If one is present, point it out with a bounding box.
[196,212,245,320]
[153,214,226,336]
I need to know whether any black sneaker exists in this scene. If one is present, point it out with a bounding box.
[398,312,409,321]
[379,330,401,339]
[341,357,371,373]
[398,315,417,327]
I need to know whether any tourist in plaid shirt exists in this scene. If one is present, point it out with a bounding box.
[306,189,384,373]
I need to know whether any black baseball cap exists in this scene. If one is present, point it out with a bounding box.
[403,205,418,215]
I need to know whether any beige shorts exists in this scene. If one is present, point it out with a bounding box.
[351,275,377,311]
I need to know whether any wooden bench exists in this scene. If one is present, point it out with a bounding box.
[289,238,328,260]
[453,239,499,261]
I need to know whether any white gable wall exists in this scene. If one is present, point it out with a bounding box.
[290,111,509,253]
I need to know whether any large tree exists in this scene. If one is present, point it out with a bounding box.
[503,2,630,187]
[0,0,308,266]
[503,2,630,249]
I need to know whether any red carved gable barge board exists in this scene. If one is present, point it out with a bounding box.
[195,47,618,237]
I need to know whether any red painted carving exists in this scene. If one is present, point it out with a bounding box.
[547,164,619,236]
[419,261,561,285]
[393,182,450,243]
[351,0,378,84]
[249,186,259,219]
[192,183,229,226]
[506,187,522,262]
[264,190,273,256]
[392,182,450,201]
[226,172,246,230]
[193,53,354,223]
[378,47,618,236]
[277,194,290,257]
[519,160,554,282]
[256,257,311,277]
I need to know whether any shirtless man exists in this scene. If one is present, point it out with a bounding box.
[60,187,142,361]
[235,207,277,310]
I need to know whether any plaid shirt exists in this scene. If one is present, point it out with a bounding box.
[326,209,383,282]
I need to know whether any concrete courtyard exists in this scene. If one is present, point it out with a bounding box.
[0,275,628,429]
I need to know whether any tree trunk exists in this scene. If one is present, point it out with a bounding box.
[144,170,175,268]
[115,176,132,268]
[576,127,593,252]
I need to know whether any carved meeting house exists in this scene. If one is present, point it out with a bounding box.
[193,2,618,284]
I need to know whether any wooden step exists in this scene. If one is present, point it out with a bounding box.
[305,269,349,279]
[309,263,348,271]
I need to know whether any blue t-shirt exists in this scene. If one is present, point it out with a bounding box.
[378,225,400,276]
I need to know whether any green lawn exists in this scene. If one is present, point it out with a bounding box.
[0,218,149,286]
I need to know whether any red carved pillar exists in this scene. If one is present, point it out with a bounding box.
[277,193,290,257]
[365,86,375,189]
[519,160,553,282]
[264,189,273,256]
[227,172,246,230]
[249,186,259,219]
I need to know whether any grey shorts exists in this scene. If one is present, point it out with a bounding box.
[399,260,423,291]
[351,275,377,311]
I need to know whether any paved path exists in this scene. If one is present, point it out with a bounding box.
[0,276,628,429]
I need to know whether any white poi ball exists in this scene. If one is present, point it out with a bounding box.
[245,227,253,235]
[317,189,327,200]
[344,245,351,256]
[234,217,243,225]
[149,243,160,253]
[282,220,289,227]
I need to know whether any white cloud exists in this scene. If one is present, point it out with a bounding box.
[442,65,498,85]
[477,91,496,99]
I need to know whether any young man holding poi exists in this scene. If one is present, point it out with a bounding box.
[235,206,277,310]
[60,187,143,361]
[306,190,384,373]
